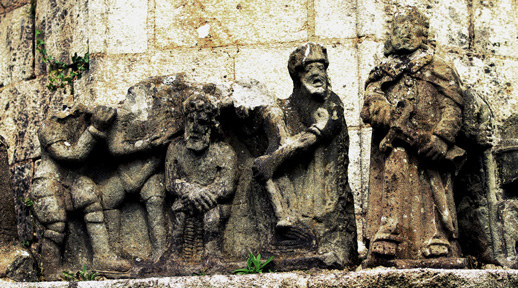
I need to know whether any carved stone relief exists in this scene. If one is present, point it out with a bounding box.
[28,44,358,277]
[361,7,467,268]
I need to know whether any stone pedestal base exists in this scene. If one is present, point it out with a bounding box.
[362,257,468,269]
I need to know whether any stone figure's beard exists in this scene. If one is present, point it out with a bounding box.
[301,75,327,101]
[186,133,210,152]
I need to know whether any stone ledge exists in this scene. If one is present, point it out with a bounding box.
[2,268,518,287]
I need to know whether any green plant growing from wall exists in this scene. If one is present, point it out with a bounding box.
[61,265,100,281]
[233,252,274,275]
[35,29,89,94]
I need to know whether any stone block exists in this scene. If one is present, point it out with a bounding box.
[74,49,236,107]
[0,4,34,87]
[0,0,30,15]
[0,77,67,164]
[473,0,518,58]
[315,0,356,39]
[356,0,470,51]
[357,0,389,39]
[155,0,307,48]
[105,0,148,54]
[35,0,89,76]
[234,46,298,101]
[452,55,518,127]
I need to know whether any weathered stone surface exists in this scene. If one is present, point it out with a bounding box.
[453,55,518,126]
[35,0,89,76]
[10,161,34,243]
[362,7,465,266]
[155,0,307,48]
[0,244,37,282]
[0,77,67,164]
[473,0,518,58]
[0,0,30,15]
[356,0,470,51]
[3,269,518,287]
[315,0,356,39]
[0,4,33,87]
[0,137,17,243]
[74,50,236,107]
[0,138,37,282]
[235,42,361,126]
[234,46,298,101]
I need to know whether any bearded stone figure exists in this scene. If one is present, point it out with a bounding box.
[361,7,466,267]
[165,94,238,268]
[253,43,357,267]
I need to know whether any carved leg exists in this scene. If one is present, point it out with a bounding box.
[84,204,130,271]
[30,178,67,279]
[41,222,66,279]
[141,174,167,262]
[72,176,130,272]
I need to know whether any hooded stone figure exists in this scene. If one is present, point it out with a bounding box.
[253,43,357,267]
[361,7,465,266]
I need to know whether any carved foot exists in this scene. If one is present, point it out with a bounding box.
[93,255,131,272]
[371,240,397,257]
[423,243,450,257]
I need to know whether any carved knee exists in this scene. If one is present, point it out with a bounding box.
[31,190,67,225]
[140,174,165,202]
[84,211,104,224]
[204,207,223,235]
[70,176,101,210]
[44,221,66,244]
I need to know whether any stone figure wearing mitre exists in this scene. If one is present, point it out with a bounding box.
[361,7,466,265]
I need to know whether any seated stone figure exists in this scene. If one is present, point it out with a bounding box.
[30,105,130,279]
[165,94,238,264]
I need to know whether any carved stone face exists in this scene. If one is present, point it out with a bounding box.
[185,111,211,152]
[390,18,425,54]
[299,61,328,100]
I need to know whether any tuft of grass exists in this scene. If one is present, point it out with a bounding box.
[61,265,100,281]
[233,252,274,275]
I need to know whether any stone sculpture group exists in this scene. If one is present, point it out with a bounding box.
[1,5,515,281]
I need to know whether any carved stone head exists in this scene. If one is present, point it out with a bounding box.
[183,94,219,152]
[385,6,430,56]
[288,43,330,101]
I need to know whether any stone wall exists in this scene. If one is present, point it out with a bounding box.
[1,0,518,257]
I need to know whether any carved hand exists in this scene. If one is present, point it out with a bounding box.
[370,103,392,128]
[187,188,217,213]
[419,135,448,161]
[253,155,274,183]
[92,106,117,131]
[313,107,329,132]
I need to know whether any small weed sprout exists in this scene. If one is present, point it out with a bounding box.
[233,252,274,275]
[61,265,99,281]
[21,197,33,207]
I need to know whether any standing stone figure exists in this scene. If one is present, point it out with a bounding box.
[30,105,130,278]
[253,43,357,267]
[166,94,238,264]
[361,7,465,266]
